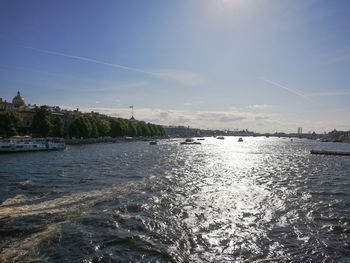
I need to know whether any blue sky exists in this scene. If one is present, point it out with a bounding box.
[1,0,350,133]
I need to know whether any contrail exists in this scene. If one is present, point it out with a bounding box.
[22,46,157,76]
[309,91,350,96]
[20,46,203,87]
[261,78,315,104]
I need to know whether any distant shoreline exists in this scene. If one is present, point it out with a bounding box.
[65,136,164,145]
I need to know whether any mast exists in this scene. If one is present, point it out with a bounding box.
[129,105,134,118]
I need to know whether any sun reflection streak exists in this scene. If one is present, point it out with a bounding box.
[168,137,297,260]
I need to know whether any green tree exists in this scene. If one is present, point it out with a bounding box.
[68,119,80,138]
[89,116,165,138]
[136,122,143,136]
[151,124,160,136]
[141,123,151,136]
[158,125,166,136]
[110,119,124,137]
[118,118,128,136]
[78,116,92,138]
[0,111,22,137]
[31,106,53,137]
[68,116,91,138]
[86,116,99,138]
[96,119,111,137]
[127,121,137,136]
[50,116,64,137]
[147,123,156,136]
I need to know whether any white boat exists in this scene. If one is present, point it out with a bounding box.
[0,137,66,153]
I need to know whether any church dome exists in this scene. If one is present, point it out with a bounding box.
[12,91,25,107]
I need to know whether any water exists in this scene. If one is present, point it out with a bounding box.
[1,137,350,262]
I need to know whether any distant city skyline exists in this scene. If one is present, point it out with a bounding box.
[1,0,350,133]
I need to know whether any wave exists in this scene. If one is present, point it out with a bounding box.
[0,183,132,219]
[0,181,139,262]
[0,194,32,207]
[0,222,62,262]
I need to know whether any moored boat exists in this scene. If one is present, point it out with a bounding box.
[0,137,66,153]
[180,138,201,145]
[238,137,243,142]
[310,150,350,156]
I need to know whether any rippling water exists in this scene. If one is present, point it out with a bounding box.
[1,137,350,262]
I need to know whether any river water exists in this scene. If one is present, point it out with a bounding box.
[1,137,350,262]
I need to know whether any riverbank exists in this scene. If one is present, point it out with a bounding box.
[65,136,165,145]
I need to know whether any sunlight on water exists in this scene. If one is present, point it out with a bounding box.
[163,137,293,261]
[1,138,350,262]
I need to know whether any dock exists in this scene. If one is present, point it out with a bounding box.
[310,150,350,156]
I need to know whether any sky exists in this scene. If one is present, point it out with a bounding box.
[1,0,350,133]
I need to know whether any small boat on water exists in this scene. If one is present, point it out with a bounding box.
[0,137,66,153]
[149,141,157,145]
[197,138,205,141]
[180,138,201,145]
[217,136,225,140]
[238,137,243,142]
[180,141,201,145]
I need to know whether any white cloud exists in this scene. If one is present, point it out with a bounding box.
[255,116,270,121]
[158,112,169,118]
[248,104,272,110]
[65,106,278,131]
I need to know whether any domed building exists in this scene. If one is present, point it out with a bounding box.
[12,91,25,108]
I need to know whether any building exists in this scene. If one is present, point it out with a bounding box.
[0,98,14,111]
[297,127,303,134]
[1,91,38,130]
[0,91,27,111]
[130,115,138,123]
[12,91,25,108]
[1,91,70,129]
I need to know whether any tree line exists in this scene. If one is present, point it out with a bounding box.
[0,106,165,138]
[0,111,22,138]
